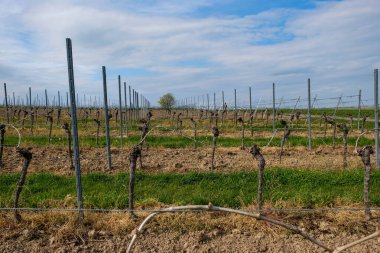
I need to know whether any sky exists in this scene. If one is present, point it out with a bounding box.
[0,0,379,108]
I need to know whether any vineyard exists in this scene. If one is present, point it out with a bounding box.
[0,40,379,252]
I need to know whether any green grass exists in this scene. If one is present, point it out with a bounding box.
[3,133,374,149]
[1,168,379,209]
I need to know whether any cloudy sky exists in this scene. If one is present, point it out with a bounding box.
[1,0,379,107]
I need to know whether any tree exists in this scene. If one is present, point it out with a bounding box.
[159,93,175,112]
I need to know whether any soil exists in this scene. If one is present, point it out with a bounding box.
[0,211,379,253]
[0,144,365,175]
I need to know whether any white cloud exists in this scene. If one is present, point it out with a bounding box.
[0,0,379,107]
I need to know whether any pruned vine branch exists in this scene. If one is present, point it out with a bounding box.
[126,205,333,253]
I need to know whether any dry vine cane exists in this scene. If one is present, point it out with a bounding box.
[214,113,219,127]
[57,107,62,126]
[84,110,89,129]
[295,111,301,128]
[319,113,325,127]
[220,103,227,126]
[361,115,367,133]
[0,124,5,168]
[96,109,100,122]
[17,109,21,122]
[348,114,353,129]
[13,148,33,222]
[62,123,74,171]
[233,109,238,127]
[211,127,219,170]
[357,146,374,221]
[337,123,349,169]
[129,145,141,218]
[115,109,119,124]
[237,117,245,150]
[146,111,153,127]
[326,118,337,149]
[250,145,266,212]
[199,109,203,120]
[209,112,214,126]
[171,111,176,127]
[138,120,149,169]
[322,113,328,137]
[249,112,254,137]
[45,109,53,125]
[30,108,35,135]
[46,115,53,143]
[35,108,39,123]
[21,109,28,129]
[289,114,295,128]
[264,109,269,127]
[176,113,182,131]
[12,109,17,123]
[94,118,101,146]
[127,203,380,253]
[279,120,291,163]
[190,118,197,149]
[333,145,380,252]
[126,204,332,253]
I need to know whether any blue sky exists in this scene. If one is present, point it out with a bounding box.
[0,0,378,107]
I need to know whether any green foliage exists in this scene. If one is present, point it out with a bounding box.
[158,93,175,111]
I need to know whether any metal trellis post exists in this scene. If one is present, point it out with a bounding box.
[65,38,84,218]
[102,66,112,170]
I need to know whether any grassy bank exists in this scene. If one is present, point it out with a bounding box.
[0,168,379,209]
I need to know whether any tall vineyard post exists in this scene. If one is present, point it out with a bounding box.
[29,87,33,131]
[0,125,5,167]
[124,82,128,137]
[234,89,237,127]
[118,75,123,147]
[374,68,379,168]
[45,89,48,124]
[66,38,83,219]
[249,86,253,137]
[307,78,312,151]
[129,85,132,128]
[272,83,276,133]
[357,89,361,130]
[4,83,9,124]
[102,66,112,170]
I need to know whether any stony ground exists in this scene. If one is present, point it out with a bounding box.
[1,144,364,175]
[0,211,379,253]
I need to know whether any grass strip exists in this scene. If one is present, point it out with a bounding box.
[0,168,379,209]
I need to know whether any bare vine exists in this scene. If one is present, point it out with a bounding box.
[13,147,32,223]
[211,127,219,170]
[337,123,349,168]
[357,146,373,221]
[250,145,265,211]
